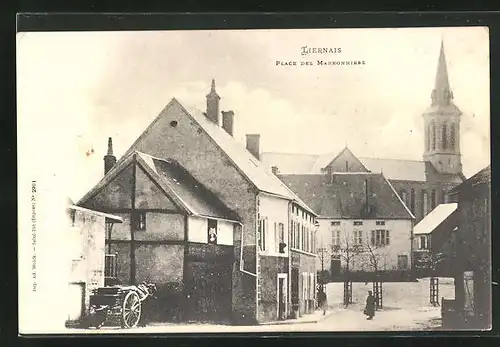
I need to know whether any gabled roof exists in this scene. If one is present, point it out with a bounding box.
[120,98,316,215]
[278,172,414,219]
[78,150,239,221]
[448,165,491,195]
[261,150,430,182]
[358,157,428,182]
[414,203,458,235]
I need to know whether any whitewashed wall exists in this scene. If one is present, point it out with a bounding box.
[316,218,413,272]
[187,216,234,246]
[258,194,289,257]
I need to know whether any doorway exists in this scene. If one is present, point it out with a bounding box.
[331,255,341,278]
[277,274,288,320]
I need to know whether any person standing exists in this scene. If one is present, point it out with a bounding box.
[317,286,327,315]
[364,290,375,320]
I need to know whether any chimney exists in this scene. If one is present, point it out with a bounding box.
[206,79,221,124]
[271,166,279,175]
[246,134,260,160]
[221,110,234,136]
[103,137,117,175]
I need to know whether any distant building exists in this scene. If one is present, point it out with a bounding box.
[446,165,491,329]
[65,204,122,327]
[78,81,318,324]
[262,41,465,224]
[412,202,459,277]
[279,171,414,281]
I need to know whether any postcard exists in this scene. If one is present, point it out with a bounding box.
[17,25,491,334]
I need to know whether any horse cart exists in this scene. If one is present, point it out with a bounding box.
[84,283,157,329]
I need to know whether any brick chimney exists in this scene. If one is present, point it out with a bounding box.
[206,79,221,125]
[246,134,260,160]
[103,137,117,175]
[222,110,234,136]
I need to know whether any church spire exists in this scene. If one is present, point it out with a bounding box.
[431,40,453,106]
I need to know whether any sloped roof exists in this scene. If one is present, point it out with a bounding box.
[260,152,320,174]
[68,205,123,223]
[448,165,490,195]
[414,203,458,235]
[358,157,427,181]
[181,102,315,214]
[278,172,414,219]
[108,98,315,215]
[261,150,429,182]
[78,151,239,221]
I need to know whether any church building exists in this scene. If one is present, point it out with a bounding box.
[261,41,465,224]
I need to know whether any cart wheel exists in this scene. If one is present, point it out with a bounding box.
[121,291,142,328]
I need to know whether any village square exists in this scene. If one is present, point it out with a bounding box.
[56,37,492,333]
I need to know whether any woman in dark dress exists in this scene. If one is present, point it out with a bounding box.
[364,290,375,320]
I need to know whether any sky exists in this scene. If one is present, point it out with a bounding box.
[17,27,490,202]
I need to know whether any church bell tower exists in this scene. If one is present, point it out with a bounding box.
[422,40,462,175]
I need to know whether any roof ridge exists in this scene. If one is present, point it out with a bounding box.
[359,156,425,164]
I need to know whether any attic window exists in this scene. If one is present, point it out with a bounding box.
[331,221,340,226]
[376,221,385,226]
[353,221,363,226]
[170,120,178,127]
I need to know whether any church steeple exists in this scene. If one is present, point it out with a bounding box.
[431,40,453,106]
[206,79,221,124]
[423,40,462,175]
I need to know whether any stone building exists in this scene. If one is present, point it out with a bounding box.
[279,171,414,281]
[78,81,318,324]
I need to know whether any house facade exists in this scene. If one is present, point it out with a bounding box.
[78,150,240,323]
[261,40,465,224]
[65,204,122,327]
[78,81,318,324]
[278,171,414,281]
[446,166,491,330]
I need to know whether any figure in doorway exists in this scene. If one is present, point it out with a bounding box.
[364,290,375,320]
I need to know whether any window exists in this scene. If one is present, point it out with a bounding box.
[376,221,385,226]
[422,190,429,217]
[131,212,146,231]
[278,223,285,253]
[353,221,363,226]
[258,218,268,251]
[104,253,117,280]
[331,221,340,226]
[399,189,408,206]
[419,235,428,250]
[431,189,436,210]
[208,219,218,244]
[431,122,436,150]
[371,230,390,247]
[450,124,456,150]
[442,123,448,150]
[353,230,363,245]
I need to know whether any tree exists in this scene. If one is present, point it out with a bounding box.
[365,241,384,309]
[338,232,364,307]
[416,250,445,306]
